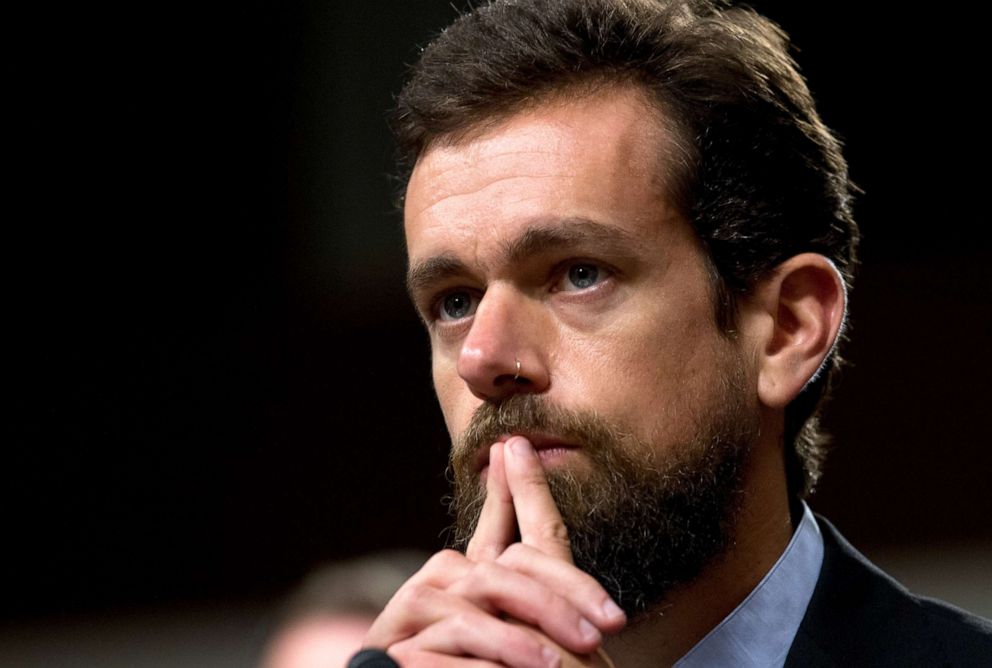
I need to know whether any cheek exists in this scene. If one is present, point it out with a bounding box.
[432,353,474,436]
[555,303,724,433]
[573,300,714,379]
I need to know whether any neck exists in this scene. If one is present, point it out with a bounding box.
[604,429,794,667]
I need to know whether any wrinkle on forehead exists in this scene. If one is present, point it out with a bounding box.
[406,148,573,224]
[404,85,673,226]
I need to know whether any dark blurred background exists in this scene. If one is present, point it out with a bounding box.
[3,0,990,664]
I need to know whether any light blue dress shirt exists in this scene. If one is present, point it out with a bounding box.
[674,502,824,668]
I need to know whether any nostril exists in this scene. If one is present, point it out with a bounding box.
[493,373,531,388]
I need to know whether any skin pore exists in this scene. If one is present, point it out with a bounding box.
[386,83,845,667]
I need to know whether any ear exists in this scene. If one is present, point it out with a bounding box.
[744,253,847,409]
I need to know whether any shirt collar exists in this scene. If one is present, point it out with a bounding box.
[674,501,824,668]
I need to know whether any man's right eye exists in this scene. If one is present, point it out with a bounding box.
[438,291,478,321]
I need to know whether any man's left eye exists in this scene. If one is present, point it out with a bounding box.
[558,262,603,291]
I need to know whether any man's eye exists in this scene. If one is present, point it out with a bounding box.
[438,291,478,321]
[559,263,603,291]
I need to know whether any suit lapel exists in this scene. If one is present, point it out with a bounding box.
[785,514,921,667]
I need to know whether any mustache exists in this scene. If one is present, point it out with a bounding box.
[451,394,634,475]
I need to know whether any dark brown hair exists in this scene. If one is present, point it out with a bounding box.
[393,0,859,499]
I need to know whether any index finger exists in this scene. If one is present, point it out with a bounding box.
[504,436,573,563]
[465,442,517,562]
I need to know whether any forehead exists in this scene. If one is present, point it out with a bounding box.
[405,86,681,249]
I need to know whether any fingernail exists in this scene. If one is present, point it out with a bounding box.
[578,617,601,644]
[602,598,625,622]
[509,437,534,459]
[541,646,561,668]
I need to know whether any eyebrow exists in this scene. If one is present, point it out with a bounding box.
[406,253,468,298]
[501,218,639,265]
[406,217,639,298]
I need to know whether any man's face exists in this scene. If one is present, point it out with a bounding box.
[403,86,760,611]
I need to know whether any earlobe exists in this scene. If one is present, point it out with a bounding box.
[752,253,847,409]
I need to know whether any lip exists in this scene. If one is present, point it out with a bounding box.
[475,432,579,472]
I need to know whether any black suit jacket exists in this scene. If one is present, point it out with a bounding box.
[784,515,992,667]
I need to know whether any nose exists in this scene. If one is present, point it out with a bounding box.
[457,287,551,402]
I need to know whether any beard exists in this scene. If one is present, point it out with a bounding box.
[447,355,757,619]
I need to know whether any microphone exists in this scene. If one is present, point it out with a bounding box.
[347,648,400,668]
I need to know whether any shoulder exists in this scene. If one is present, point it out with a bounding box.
[785,514,992,668]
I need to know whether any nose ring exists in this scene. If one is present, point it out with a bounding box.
[514,358,522,381]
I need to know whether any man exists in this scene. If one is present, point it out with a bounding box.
[363,1,992,666]
[262,552,426,668]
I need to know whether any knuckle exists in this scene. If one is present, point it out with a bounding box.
[581,575,610,599]
[475,542,505,561]
[426,548,463,571]
[456,560,500,593]
[447,611,475,636]
[472,559,501,580]
[413,549,465,587]
[541,519,570,547]
[497,542,531,566]
[395,582,432,610]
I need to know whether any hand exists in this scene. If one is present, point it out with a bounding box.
[364,437,626,667]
